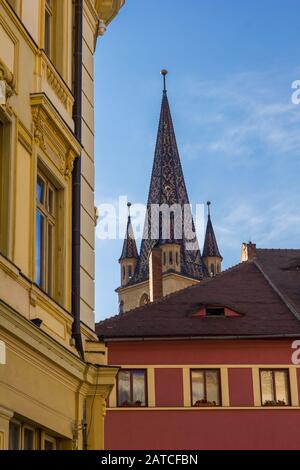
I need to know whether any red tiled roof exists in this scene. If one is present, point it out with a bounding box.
[96,249,300,340]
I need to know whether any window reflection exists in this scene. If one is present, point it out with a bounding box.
[36,210,44,287]
[191,369,221,406]
[260,369,290,406]
[35,172,56,297]
[117,370,147,407]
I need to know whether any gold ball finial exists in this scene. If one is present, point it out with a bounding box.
[160,69,168,76]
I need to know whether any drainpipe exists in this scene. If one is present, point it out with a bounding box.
[72,0,84,359]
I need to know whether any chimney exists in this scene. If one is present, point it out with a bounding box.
[149,246,163,302]
[241,242,257,262]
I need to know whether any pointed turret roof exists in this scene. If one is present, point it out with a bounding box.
[131,71,208,283]
[119,204,139,261]
[203,202,222,259]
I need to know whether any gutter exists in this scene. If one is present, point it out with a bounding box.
[101,334,300,343]
[72,0,84,359]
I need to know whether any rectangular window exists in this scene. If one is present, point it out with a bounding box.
[45,0,54,58]
[10,421,58,450]
[9,421,20,450]
[191,369,221,406]
[117,369,147,407]
[36,170,56,297]
[23,426,36,450]
[260,369,290,406]
[43,434,57,450]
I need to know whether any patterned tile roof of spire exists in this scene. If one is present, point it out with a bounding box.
[130,82,208,284]
[119,215,139,261]
[202,203,222,259]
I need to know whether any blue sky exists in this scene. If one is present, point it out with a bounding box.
[94,0,300,321]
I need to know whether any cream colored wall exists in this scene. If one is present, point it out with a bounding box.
[118,281,149,313]
[119,273,199,313]
[116,268,201,318]
[163,273,199,296]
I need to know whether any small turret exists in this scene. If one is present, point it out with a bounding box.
[119,203,139,287]
[202,202,223,277]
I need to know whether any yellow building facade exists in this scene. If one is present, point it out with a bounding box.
[0,0,124,450]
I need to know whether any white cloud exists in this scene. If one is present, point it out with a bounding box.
[181,70,300,161]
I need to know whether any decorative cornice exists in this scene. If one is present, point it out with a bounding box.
[41,52,74,114]
[46,64,69,110]
[30,93,81,179]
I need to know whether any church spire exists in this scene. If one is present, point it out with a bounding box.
[119,203,139,287]
[131,71,208,284]
[119,203,138,261]
[202,202,222,276]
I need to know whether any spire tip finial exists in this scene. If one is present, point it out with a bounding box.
[207,201,211,216]
[127,202,132,217]
[160,69,168,93]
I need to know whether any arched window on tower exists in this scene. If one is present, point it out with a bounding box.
[140,293,150,307]
[122,266,126,280]
[210,264,215,276]
[128,265,132,279]
[169,251,173,265]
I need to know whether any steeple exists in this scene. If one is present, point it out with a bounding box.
[119,203,139,286]
[131,71,208,284]
[202,202,222,276]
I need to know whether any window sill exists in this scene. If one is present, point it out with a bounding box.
[107,406,300,411]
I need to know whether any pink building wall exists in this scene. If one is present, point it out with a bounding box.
[106,339,300,450]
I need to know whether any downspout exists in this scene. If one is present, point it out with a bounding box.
[72,0,84,359]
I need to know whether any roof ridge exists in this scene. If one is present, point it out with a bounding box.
[253,259,300,321]
[257,248,300,252]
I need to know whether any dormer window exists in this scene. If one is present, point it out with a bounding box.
[192,306,241,318]
[206,307,225,317]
